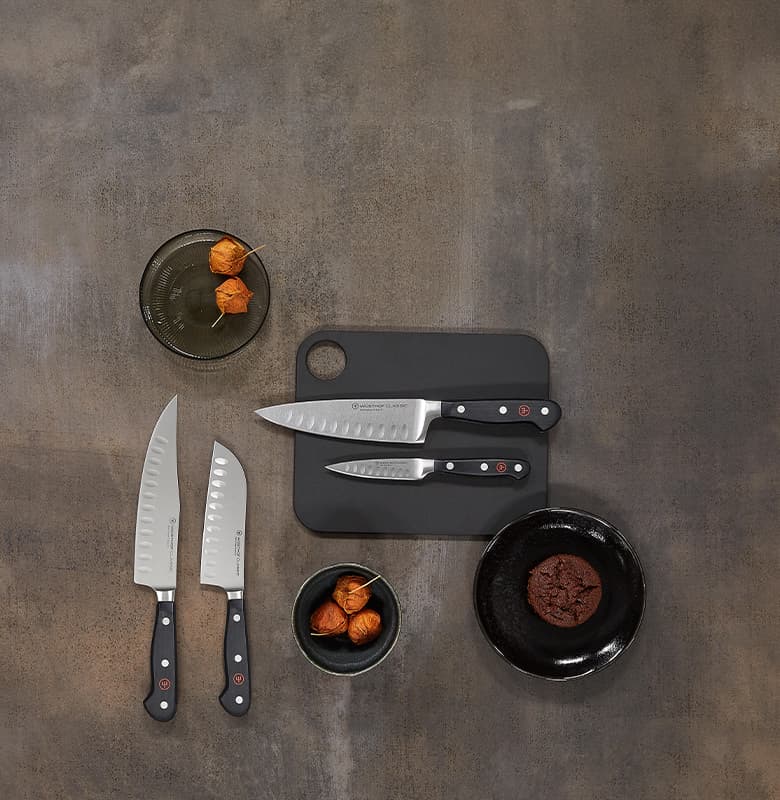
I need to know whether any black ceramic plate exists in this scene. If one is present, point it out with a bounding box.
[139,229,270,359]
[292,563,401,675]
[474,508,645,680]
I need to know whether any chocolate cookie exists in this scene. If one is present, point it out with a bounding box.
[527,554,602,628]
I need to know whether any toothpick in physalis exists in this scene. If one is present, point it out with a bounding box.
[348,575,382,594]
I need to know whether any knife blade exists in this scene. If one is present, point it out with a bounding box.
[200,442,250,716]
[326,457,530,481]
[254,398,560,443]
[134,395,179,722]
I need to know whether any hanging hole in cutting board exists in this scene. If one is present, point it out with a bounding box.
[306,341,347,381]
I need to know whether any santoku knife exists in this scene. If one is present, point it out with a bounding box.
[255,398,561,443]
[326,457,531,481]
[133,396,179,722]
[200,442,251,716]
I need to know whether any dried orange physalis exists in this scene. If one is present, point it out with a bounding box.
[215,277,254,314]
[209,236,248,276]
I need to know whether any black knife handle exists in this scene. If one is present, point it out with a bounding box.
[143,600,176,722]
[434,458,530,479]
[441,400,561,431]
[220,597,250,716]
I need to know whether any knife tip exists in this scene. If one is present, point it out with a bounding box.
[254,404,282,421]
[325,463,349,475]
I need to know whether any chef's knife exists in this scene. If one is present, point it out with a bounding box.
[326,457,530,481]
[200,442,250,716]
[254,398,560,443]
[134,396,179,722]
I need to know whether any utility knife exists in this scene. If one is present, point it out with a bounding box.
[133,396,179,722]
[326,457,530,481]
[255,398,560,443]
[200,442,251,716]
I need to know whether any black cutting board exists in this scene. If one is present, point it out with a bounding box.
[293,330,552,536]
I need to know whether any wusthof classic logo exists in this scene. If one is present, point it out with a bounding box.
[351,401,407,410]
[168,518,177,571]
[234,531,243,575]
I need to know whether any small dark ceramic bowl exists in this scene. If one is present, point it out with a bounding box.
[292,563,401,676]
[474,508,645,680]
[139,229,270,360]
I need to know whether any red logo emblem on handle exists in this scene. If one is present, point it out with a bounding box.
[233,673,245,685]
[158,678,171,691]
[496,462,507,472]
[518,405,531,417]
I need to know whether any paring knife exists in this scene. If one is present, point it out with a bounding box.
[255,398,561,443]
[133,396,179,722]
[200,442,251,716]
[327,457,530,481]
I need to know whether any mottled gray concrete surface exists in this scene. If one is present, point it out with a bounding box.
[2,1,779,798]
